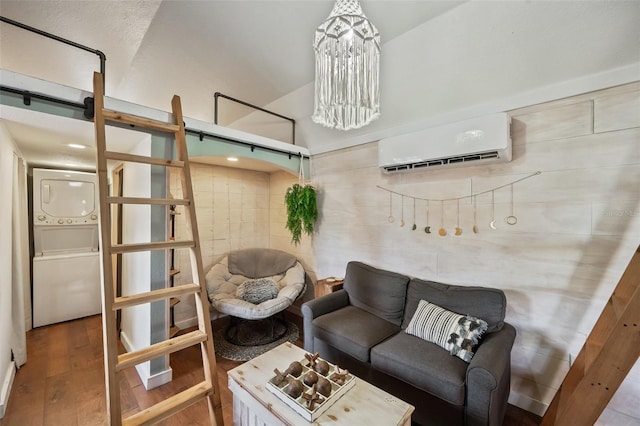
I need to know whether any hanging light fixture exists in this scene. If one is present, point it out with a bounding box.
[312,0,380,130]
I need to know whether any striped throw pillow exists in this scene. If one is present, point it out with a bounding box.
[405,299,488,362]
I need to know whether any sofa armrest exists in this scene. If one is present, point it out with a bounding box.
[465,322,516,426]
[301,289,349,352]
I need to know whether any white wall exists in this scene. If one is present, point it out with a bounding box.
[119,135,157,387]
[170,163,317,327]
[0,121,29,417]
[308,82,640,423]
[228,4,640,419]
[0,122,16,418]
[170,163,272,327]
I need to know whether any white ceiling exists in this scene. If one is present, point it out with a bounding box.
[0,104,149,171]
[1,0,639,170]
[0,0,464,168]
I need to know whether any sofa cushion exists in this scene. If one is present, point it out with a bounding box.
[343,262,410,326]
[405,300,488,362]
[402,278,506,333]
[312,305,400,362]
[371,332,468,405]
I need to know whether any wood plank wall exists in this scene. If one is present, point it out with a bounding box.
[269,170,316,277]
[166,82,639,422]
[309,82,640,422]
[169,163,315,327]
[169,163,271,325]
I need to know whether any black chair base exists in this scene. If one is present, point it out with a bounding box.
[224,314,288,346]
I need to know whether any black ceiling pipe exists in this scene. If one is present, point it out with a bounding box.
[214,92,296,145]
[0,15,106,90]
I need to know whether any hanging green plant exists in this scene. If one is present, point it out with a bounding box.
[285,183,318,245]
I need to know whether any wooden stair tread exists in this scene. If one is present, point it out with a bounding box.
[102,108,180,133]
[169,269,180,276]
[110,240,195,254]
[552,283,640,423]
[122,381,212,426]
[104,151,185,168]
[116,330,207,372]
[113,283,199,311]
[541,245,640,426]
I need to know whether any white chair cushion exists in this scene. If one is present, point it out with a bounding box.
[205,254,306,320]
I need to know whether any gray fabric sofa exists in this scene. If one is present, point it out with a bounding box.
[302,261,516,426]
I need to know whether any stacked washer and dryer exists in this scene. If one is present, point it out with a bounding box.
[32,168,102,327]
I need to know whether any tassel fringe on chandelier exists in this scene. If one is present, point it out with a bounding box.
[312,0,381,131]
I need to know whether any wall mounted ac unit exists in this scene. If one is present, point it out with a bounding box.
[378,113,511,173]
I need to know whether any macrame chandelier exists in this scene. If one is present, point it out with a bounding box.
[312,0,381,130]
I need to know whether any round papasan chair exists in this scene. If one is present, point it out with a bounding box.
[205,248,307,345]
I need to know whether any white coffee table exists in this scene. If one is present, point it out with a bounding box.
[227,342,414,426]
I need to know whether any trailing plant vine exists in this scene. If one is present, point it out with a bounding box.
[285,183,317,245]
[285,156,317,245]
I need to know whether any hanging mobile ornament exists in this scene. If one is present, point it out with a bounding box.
[455,199,462,236]
[472,195,479,234]
[400,195,405,227]
[412,198,417,230]
[438,200,447,236]
[489,190,497,230]
[505,184,518,225]
[424,200,431,234]
[387,192,394,223]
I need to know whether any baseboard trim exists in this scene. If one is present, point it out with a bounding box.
[119,331,172,390]
[175,310,226,331]
[175,316,198,330]
[145,367,172,390]
[0,361,16,419]
[508,390,548,417]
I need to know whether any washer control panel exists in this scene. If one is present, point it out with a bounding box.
[36,214,99,225]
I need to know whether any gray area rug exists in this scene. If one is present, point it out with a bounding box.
[213,320,299,361]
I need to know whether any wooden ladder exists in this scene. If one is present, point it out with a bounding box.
[92,72,224,426]
[541,245,640,425]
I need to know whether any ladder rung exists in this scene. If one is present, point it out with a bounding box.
[585,340,604,369]
[122,381,213,426]
[106,196,190,206]
[102,108,180,133]
[611,295,626,318]
[104,151,185,168]
[111,240,195,254]
[113,283,200,311]
[116,330,207,372]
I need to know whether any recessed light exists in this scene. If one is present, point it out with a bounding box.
[67,143,87,149]
[227,157,239,162]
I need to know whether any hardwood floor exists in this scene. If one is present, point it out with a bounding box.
[0,315,540,425]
